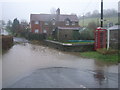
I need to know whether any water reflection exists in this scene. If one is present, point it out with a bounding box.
[2,42,118,88]
[0,54,2,89]
[93,70,105,85]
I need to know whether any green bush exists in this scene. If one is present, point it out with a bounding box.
[27,32,45,41]
[79,28,94,40]
[2,35,13,50]
[72,30,80,40]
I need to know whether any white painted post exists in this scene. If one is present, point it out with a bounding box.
[107,28,110,50]
[106,21,110,50]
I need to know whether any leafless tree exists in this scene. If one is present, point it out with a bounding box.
[50,8,56,14]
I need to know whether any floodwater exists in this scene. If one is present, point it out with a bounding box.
[2,37,118,88]
[0,54,2,89]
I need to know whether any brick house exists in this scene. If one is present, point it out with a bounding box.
[30,8,80,41]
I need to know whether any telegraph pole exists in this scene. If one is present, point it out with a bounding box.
[101,0,103,27]
[83,13,84,27]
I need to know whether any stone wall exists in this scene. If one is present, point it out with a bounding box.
[44,40,94,52]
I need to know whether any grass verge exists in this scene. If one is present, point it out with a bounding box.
[80,51,119,63]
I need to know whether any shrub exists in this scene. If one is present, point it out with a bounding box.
[79,28,94,40]
[72,30,80,40]
[2,35,13,50]
[27,32,45,41]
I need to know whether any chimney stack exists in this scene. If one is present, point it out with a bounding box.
[56,8,60,15]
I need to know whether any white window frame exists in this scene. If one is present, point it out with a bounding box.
[66,21,70,26]
[43,29,47,33]
[52,21,55,25]
[34,29,39,33]
[51,18,56,25]
[35,21,39,24]
[72,22,75,26]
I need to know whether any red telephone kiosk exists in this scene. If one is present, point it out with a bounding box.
[94,27,107,50]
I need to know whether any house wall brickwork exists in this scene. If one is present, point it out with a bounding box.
[31,21,42,33]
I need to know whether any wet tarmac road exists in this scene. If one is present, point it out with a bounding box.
[2,37,118,88]
[10,67,118,88]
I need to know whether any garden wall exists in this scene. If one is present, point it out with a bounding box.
[44,40,94,52]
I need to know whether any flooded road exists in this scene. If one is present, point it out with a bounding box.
[0,54,2,89]
[2,38,118,88]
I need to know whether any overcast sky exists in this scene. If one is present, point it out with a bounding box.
[0,0,119,22]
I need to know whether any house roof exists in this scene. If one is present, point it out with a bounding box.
[58,26,80,30]
[59,15,78,21]
[30,14,79,22]
[108,25,120,30]
[30,14,56,21]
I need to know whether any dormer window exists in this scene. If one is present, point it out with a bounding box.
[51,18,56,25]
[35,21,39,24]
[66,20,70,26]
[72,22,75,26]
[65,18,70,26]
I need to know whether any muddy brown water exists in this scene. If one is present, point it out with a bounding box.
[2,38,118,88]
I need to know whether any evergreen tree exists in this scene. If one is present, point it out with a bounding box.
[12,18,20,35]
[6,20,12,31]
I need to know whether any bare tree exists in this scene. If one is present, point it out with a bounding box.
[0,20,5,26]
[50,8,56,14]
[85,12,91,17]
[7,20,12,27]
[91,10,99,17]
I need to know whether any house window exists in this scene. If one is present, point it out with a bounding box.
[43,29,47,33]
[35,21,39,24]
[34,29,39,33]
[51,18,56,25]
[44,22,48,25]
[66,21,70,26]
[52,21,55,25]
[72,22,75,26]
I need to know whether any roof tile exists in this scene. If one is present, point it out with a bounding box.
[30,14,79,22]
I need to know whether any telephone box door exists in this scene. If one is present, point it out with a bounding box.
[94,28,107,50]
